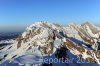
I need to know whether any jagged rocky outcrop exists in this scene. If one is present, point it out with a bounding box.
[0,22,100,66]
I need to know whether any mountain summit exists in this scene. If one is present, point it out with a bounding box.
[0,22,100,66]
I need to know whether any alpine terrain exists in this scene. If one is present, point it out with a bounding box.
[0,22,100,66]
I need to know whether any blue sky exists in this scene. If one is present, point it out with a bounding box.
[0,0,100,31]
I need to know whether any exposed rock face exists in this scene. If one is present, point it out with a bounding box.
[63,38,100,64]
[0,22,100,66]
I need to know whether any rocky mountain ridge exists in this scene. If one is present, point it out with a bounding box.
[0,22,100,66]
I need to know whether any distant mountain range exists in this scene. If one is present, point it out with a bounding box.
[0,22,100,66]
[0,32,22,40]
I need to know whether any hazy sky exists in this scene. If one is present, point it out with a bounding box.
[0,0,100,31]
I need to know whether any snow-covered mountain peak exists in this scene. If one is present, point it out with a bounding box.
[26,22,58,30]
[0,22,100,66]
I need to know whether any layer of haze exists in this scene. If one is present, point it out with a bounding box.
[0,0,100,32]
